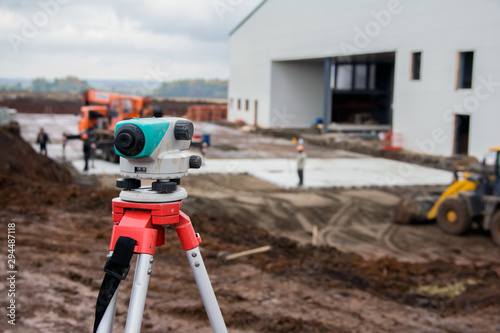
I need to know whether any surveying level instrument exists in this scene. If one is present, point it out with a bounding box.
[93,117,227,333]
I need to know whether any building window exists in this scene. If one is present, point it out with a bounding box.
[368,64,376,90]
[336,64,353,90]
[229,98,233,109]
[237,99,241,110]
[411,52,421,80]
[333,63,376,91]
[457,51,474,89]
[354,64,368,90]
[245,99,249,111]
[330,63,336,89]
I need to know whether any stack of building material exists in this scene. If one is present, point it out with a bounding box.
[185,104,227,121]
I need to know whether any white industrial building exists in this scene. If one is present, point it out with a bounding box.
[227,0,500,158]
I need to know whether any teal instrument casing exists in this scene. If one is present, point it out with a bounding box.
[116,116,194,180]
[114,118,169,158]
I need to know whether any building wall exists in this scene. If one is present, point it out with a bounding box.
[228,0,500,158]
[270,61,324,127]
[391,2,500,158]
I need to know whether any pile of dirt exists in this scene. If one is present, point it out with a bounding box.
[0,127,72,184]
[0,128,115,211]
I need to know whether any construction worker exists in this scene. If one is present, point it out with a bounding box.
[36,127,50,156]
[82,133,91,172]
[297,145,306,187]
[200,141,207,165]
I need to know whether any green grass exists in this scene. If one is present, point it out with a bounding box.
[412,279,477,298]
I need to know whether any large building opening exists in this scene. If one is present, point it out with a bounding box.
[269,52,395,130]
[329,52,395,129]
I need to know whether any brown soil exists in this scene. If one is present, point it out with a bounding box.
[0,92,82,115]
[0,127,71,184]
[0,91,215,118]
[1,133,500,332]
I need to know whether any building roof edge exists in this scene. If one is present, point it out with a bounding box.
[229,0,269,36]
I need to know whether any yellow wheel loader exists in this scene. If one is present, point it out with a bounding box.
[393,147,500,246]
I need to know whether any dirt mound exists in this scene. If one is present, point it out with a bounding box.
[0,127,72,184]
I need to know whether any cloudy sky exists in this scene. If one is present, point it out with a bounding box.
[0,0,262,80]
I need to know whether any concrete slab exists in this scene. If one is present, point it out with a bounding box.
[18,114,453,189]
[71,158,120,175]
[67,157,452,188]
[190,158,453,188]
[70,157,452,189]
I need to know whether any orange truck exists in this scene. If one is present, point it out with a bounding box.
[71,89,162,162]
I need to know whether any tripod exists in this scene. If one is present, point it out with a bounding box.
[94,187,228,333]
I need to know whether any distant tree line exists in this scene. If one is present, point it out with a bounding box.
[153,79,228,99]
[31,76,91,94]
[0,76,228,99]
[0,83,24,92]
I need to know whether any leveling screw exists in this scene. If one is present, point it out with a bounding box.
[191,252,197,258]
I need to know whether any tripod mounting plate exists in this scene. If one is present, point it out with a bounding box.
[119,186,188,203]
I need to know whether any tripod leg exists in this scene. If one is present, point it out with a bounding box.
[96,289,119,333]
[186,247,228,333]
[124,254,154,333]
[96,251,119,333]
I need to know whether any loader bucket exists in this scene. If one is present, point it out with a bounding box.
[392,192,439,224]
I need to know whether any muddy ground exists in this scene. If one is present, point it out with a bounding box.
[1,128,500,332]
